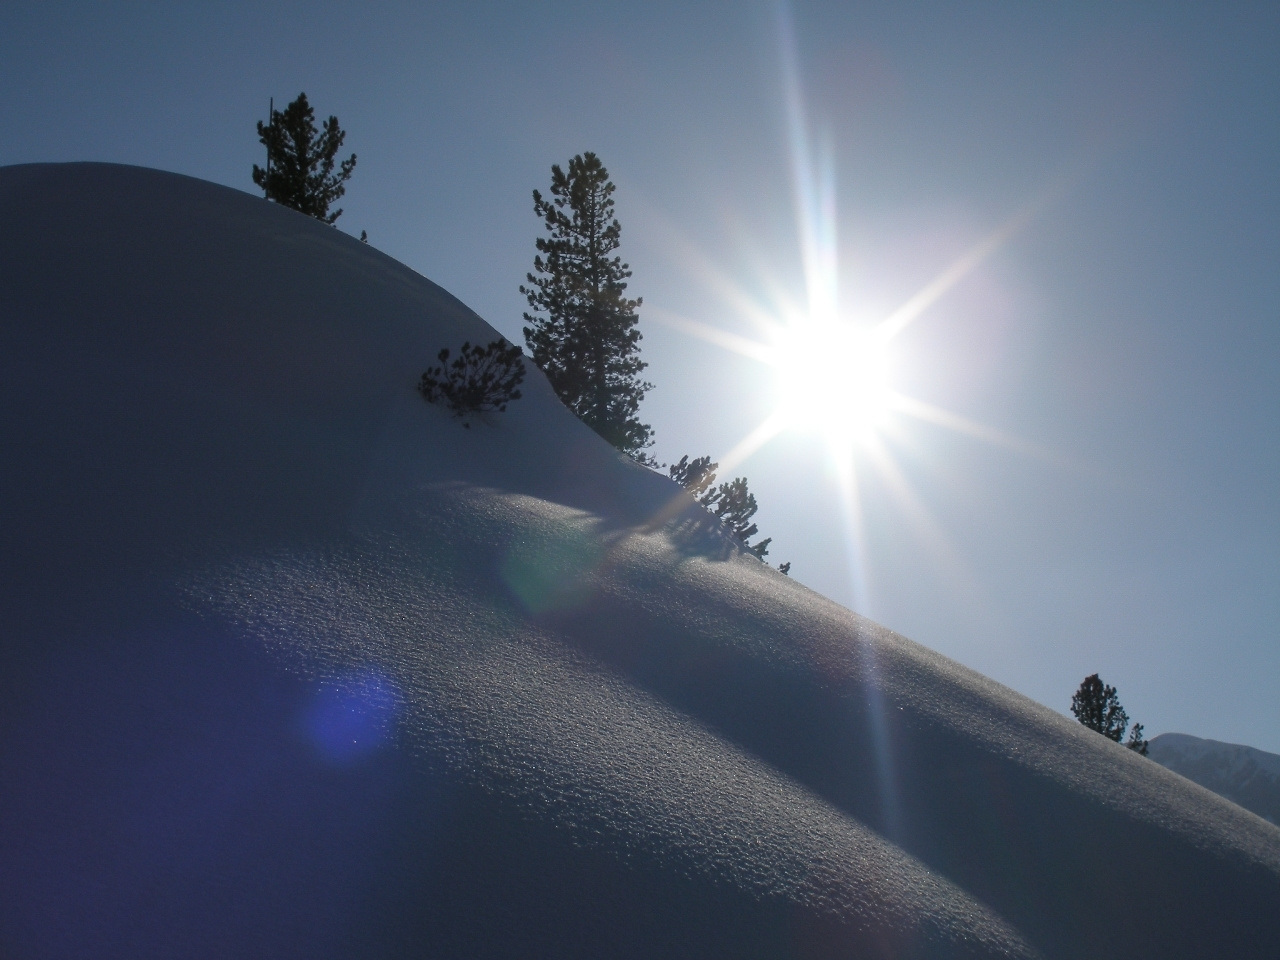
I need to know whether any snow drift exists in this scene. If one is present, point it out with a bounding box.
[2,163,1278,960]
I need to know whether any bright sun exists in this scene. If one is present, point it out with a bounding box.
[771,318,895,445]
[650,10,1036,479]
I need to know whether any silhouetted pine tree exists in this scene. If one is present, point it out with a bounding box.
[712,477,771,559]
[1126,723,1148,756]
[521,153,652,457]
[253,93,356,224]
[668,455,719,505]
[670,456,776,560]
[1071,674,1147,754]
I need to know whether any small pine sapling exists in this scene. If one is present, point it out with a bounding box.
[1126,722,1148,756]
[419,339,526,426]
[777,562,791,576]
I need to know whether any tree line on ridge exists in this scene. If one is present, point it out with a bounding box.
[252,92,788,571]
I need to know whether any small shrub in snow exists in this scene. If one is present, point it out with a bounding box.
[419,339,525,425]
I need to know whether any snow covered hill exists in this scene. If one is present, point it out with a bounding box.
[2,163,1279,960]
[1149,733,1280,825]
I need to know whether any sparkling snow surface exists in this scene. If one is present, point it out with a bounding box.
[1149,732,1280,826]
[3,164,1279,959]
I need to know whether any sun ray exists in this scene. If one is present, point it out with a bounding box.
[646,306,777,364]
[828,442,905,837]
[715,411,789,477]
[635,412,787,539]
[628,201,790,338]
[778,2,838,323]
[891,392,1040,452]
[636,6,1083,706]
[873,210,1032,343]
[831,443,873,615]
[874,170,1081,344]
[890,392,1103,477]
[860,432,986,607]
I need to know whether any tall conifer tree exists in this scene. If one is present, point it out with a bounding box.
[253,93,356,224]
[521,153,653,457]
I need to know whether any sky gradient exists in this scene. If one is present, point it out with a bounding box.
[3,1,1277,751]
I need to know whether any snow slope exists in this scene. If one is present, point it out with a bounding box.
[2,163,1278,960]
[1149,733,1280,826]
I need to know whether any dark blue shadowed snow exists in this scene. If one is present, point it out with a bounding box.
[2,163,1279,960]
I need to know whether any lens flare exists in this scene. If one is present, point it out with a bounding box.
[305,669,400,764]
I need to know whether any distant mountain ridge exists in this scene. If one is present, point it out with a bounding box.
[1148,733,1280,825]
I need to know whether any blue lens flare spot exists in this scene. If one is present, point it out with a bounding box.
[304,669,400,764]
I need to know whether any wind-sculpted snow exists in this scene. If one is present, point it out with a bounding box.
[194,526,1033,959]
[2,164,1279,960]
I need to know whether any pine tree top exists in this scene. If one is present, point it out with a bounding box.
[252,92,356,225]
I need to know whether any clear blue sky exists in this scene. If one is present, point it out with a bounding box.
[3,1,1277,751]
